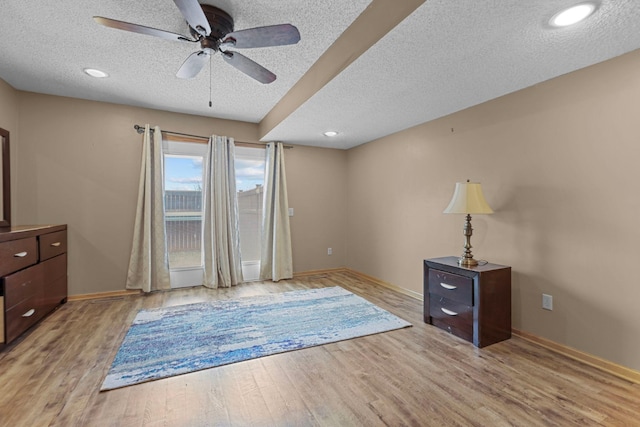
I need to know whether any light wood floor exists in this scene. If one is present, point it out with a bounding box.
[1,271,639,426]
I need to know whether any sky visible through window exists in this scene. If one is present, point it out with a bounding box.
[164,148,265,192]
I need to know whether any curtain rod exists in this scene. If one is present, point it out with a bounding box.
[133,125,292,149]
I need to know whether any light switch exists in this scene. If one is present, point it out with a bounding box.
[288,207,294,217]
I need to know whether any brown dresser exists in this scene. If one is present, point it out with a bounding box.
[424,257,511,348]
[0,225,67,345]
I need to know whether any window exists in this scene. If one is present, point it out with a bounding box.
[162,139,266,286]
[163,139,207,288]
[235,146,266,281]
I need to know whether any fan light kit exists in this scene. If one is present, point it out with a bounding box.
[84,68,109,78]
[550,3,596,27]
[323,131,339,137]
[93,0,300,84]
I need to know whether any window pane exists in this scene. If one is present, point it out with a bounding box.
[235,146,266,280]
[164,154,204,269]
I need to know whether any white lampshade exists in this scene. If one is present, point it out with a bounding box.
[443,182,493,214]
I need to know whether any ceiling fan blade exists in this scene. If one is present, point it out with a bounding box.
[221,51,276,84]
[93,17,194,42]
[176,51,210,79]
[221,24,300,49]
[173,0,211,37]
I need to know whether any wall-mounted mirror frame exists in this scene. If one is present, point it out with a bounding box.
[0,127,10,228]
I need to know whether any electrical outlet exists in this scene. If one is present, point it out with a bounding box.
[327,248,332,255]
[542,294,553,311]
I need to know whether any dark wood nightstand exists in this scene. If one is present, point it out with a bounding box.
[424,257,511,348]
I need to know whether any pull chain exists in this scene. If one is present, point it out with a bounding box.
[209,55,212,107]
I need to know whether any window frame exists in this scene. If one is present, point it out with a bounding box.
[163,137,208,288]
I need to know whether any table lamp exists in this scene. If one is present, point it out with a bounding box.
[443,180,493,267]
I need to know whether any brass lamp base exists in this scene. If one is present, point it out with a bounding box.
[458,256,478,267]
[458,214,479,268]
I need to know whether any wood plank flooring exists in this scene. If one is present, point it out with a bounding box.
[1,271,639,426]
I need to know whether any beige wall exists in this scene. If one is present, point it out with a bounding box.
[13,92,347,296]
[285,145,348,272]
[6,48,640,371]
[346,49,640,371]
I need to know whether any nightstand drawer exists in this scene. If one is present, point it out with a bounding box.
[430,295,473,341]
[428,269,473,306]
[431,318,473,342]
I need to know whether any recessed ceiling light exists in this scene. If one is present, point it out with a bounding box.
[83,68,109,78]
[323,131,339,137]
[549,3,596,27]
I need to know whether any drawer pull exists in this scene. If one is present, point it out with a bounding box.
[51,242,62,247]
[22,309,36,318]
[440,282,457,290]
[14,251,28,258]
[441,307,458,316]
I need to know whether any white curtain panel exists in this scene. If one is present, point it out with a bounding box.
[260,142,293,281]
[203,135,244,288]
[126,125,171,292]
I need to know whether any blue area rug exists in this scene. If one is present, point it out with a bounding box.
[101,286,411,390]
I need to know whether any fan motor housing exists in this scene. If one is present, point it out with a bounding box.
[189,5,234,41]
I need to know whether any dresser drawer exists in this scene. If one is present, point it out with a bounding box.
[429,294,473,340]
[42,253,67,281]
[3,263,43,310]
[0,296,4,343]
[0,237,38,277]
[40,255,67,311]
[39,230,67,261]
[42,276,68,312]
[5,296,44,343]
[428,269,473,306]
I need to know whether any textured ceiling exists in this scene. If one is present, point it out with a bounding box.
[0,0,370,122]
[264,0,640,148]
[1,0,640,149]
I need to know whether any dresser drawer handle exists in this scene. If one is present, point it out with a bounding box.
[51,242,62,247]
[14,251,28,258]
[22,309,36,318]
[441,307,458,316]
[440,283,457,290]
